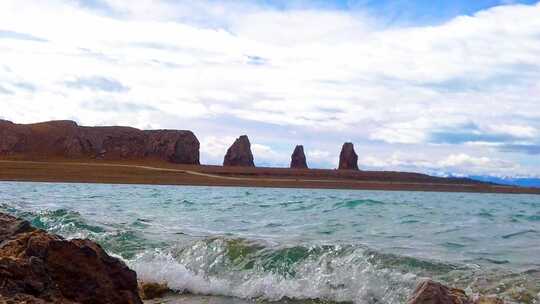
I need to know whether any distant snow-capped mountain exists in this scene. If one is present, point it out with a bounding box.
[468,176,540,188]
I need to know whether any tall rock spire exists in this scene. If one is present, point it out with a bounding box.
[338,142,359,170]
[290,145,308,169]
[223,135,255,167]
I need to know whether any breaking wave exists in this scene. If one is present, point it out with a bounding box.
[129,238,420,304]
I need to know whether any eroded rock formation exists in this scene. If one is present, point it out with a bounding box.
[290,145,308,169]
[0,120,199,164]
[0,212,142,304]
[338,142,359,170]
[223,135,255,167]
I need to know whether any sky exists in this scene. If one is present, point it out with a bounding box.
[0,0,540,177]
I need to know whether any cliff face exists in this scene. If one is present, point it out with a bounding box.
[0,120,200,164]
[290,145,308,169]
[338,142,359,170]
[223,135,255,167]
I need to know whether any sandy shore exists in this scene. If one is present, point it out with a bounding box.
[0,159,538,194]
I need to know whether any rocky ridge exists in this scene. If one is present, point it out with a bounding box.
[0,120,199,164]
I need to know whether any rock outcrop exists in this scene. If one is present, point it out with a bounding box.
[408,280,469,304]
[408,280,505,304]
[223,135,255,167]
[0,212,142,304]
[138,282,171,300]
[338,142,359,170]
[0,120,200,164]
[290,145,308,169]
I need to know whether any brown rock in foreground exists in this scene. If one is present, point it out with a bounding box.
[139,282,171,300]
[0,119,199,164]
[0,212,142,304]
[338,142,359,170]
[223,135,255,167]
[290,145,308,169]
[408,280,469,304]
[408,280,505,304]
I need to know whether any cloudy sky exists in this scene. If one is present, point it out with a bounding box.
[1,0,539,177]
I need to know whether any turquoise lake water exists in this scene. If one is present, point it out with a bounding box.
[0,181,539,303]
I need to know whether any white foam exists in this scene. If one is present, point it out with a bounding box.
[128,241,417,304]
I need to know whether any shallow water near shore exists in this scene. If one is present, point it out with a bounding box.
[0,181,539,303]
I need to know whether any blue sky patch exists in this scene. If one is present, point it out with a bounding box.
[0,30,47,42]
[429,123,528,145]
[500,144,540,155]
[65,76,129,93]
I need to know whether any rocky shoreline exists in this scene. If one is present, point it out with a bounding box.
[0,212,506,304]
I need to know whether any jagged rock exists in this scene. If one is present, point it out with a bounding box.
[290,145,308,169]
[146,130,200,164]
[408,280,476,304]
[223,135,255,167]
[0,212,142,304]
[0,120,200,164]
[338,142,359,170]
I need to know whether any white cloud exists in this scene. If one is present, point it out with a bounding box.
[0,0,539,175]
[485,124,538,139]
[252,143,288,166]
[437,153,520,175]
[199,136,289,166]
[307,149,332,162]
[361,152,522,176]
[439,153,492,167]
[229,10,373,46]
[199,135,236,164]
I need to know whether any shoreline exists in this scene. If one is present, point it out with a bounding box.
[0,211,513,304]
[1,159,539,194]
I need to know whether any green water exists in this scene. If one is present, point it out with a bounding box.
[1,182,539,303]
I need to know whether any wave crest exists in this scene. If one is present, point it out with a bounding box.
[130,237,418,303]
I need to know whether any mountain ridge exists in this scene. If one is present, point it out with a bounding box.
[0,119,200,164]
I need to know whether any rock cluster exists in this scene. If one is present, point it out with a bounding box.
[223,135,255,167]
[408,280,504,304]
[0,120,200,164]
[290,145,308,169]
[0,212,142,304]
[338,142,359,170]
